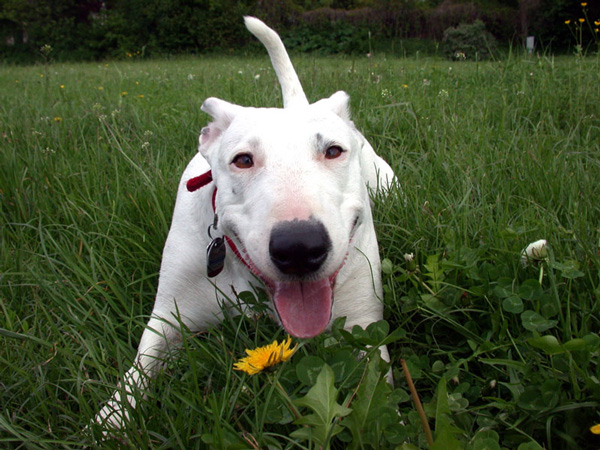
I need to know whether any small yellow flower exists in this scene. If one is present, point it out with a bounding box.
[138,94,144,98]
[60,84,65,89]
[581,2,587,6]
[595,21,600,26]
[53,117,63,122]
[579,18,585,23]
[591,423,600,434]
[121,91,128,96]
[565,20,571,24]
[97,86,104,90]
[402,84,408,88]
[233,336,297,375]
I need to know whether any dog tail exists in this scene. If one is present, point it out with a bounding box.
[244,16,309,109]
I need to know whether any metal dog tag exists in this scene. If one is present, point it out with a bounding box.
[206,237,226,278]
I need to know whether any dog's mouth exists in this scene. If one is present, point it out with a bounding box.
[228,217,359,339]
[269,276,335,339]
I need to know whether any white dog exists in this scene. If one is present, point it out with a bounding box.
[95,16,395,429]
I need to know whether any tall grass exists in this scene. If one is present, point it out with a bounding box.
[1,52,599,449]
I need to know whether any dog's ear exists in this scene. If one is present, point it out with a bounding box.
[199,97,243,155]
[311,91,351,122]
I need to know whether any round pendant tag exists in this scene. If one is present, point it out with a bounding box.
[206,237,226,278]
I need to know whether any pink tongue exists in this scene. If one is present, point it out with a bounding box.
[272,278,333,338]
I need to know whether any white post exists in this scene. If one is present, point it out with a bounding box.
[526,36,535,54]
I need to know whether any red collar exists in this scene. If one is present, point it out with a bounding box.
[186,170,249,271]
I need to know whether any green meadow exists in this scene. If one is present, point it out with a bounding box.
[1,53,600,449]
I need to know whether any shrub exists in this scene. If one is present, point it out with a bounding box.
[442,19,497,60]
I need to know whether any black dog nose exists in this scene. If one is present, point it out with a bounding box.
[269,219,331,276]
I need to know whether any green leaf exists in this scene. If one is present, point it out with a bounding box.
[342,353,383,448]
[518,279,542,301]
[470,429,500,450]
[381,258,394,274]
[431,377,463,450]
[562,338,587,351]
[291,364,352,447]
[502,295,524,313]
[328,350,358,383]
[396,444,420,450]
[517,441,544,450]
[296,356,326,386]
[521,310,558,332]
[528,335,563,355]
[424,254,445,289]
[552,260,584,279]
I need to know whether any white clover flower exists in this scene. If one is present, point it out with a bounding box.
[187,74,195,81]
[521,239,548,266]
[404,252,417,272]
[438,89,449,98]
[254,74,260,80]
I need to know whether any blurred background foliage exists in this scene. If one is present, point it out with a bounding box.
[1,0,599,62]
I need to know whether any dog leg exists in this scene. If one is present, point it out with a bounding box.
[94,316,180,430]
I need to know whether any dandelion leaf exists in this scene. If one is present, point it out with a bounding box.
[291,364,352,446]
[431,377,463,450]
[342,352,405,448]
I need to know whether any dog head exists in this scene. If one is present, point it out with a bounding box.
[200,91,376,338]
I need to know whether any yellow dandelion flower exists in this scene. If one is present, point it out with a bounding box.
[565,20,571,24]
[581,2,587,6]
[402,84,408,88]
[98,86,104,90]
[595,21,600,26]
[121,91,128,96]
[579,18,585,23]
[60,84,65,89]
[53,117,63,122]
[591,423,600,434]
[233,336,297,375]
[138,94,144,98]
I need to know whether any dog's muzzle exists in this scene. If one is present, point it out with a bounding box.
[269,219,331,277]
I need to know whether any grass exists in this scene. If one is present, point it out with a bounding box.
[1,51,600,449]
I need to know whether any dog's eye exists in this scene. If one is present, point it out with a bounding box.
[324,145,344,160]
[232,153,254,169]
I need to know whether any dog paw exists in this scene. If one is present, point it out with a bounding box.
[92,400,130,432]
